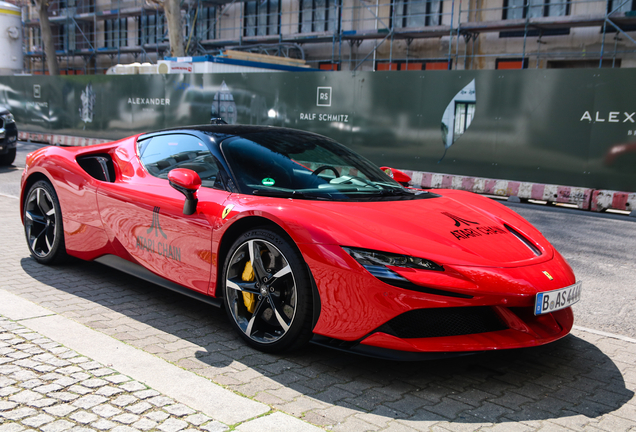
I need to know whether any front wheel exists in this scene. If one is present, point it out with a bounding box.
[23,180,68,265]
[222,228,313,353]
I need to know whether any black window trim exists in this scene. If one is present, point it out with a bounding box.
[390,0,444,28]
[502,0,571,19]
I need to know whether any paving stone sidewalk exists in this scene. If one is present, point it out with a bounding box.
[0,315,229,432]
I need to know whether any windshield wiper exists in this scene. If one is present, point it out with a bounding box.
[251,189,329,200]
[252,189,305,197]
[375,187,416,196]
[373,184,428,196]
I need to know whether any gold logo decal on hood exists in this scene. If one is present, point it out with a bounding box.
[543,271,554,280]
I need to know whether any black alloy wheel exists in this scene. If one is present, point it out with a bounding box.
[24,180,68,264]
[222,228,313,352]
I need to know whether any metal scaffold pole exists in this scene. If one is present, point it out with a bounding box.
[600,18,607,67]
[448,0,455,69]
[117,0,122,65]
[522,0,529,67]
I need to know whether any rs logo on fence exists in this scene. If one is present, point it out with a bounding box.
[317,87,332,107]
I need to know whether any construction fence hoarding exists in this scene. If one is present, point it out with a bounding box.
[0,69,634,193]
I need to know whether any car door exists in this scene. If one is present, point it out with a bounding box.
[97,133,230,294]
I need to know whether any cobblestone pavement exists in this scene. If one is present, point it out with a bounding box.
[0,316,229,432]
[2,193,636,431]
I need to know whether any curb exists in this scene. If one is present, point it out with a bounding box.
[400,169,635,215]
[401,169,593,209]
[18,131,109,147]
[0,288,323,431]
[591,189,636,213]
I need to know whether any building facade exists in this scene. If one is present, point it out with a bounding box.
[14,0,636,74]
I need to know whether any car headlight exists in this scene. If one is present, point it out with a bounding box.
[342,246,443,280]
[1,113,15,124]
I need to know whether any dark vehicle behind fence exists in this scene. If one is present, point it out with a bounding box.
[0,109,17,166]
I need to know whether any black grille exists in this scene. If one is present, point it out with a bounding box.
[376,307,508,339]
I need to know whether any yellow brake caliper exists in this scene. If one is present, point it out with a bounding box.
[241,261,257,313]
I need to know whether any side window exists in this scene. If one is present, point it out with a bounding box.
[138,134,225,190]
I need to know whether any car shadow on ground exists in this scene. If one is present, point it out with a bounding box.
[0,165,19,173]
[19,257,634,426]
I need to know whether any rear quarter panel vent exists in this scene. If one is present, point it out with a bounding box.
[77,154,116,183]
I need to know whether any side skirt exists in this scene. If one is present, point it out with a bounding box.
[94,254,223,309]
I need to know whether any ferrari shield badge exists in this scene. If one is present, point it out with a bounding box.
[543,271,554,280]
[222,204,235,220]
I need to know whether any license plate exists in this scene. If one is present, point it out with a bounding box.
[534,281,582,315]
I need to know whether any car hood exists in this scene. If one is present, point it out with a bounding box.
[263,190,554,268]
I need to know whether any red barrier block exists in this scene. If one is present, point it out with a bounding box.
[506,182,520,197]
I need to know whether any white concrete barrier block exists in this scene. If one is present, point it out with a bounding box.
[431,174,444,189]
[473,178,486,194]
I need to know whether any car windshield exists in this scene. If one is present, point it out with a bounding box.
[221,130,427,201]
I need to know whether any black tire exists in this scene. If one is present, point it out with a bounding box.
[23,180,68,265]
[0,148,16,166]
[222,228,313,353]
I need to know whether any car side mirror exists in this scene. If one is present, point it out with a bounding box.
[380,166,412,187]
[168,168,201,215]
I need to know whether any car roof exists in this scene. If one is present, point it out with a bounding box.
[146,124,320,140]
[138,123,323,147]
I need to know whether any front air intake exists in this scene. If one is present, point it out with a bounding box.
[376,307,508,339]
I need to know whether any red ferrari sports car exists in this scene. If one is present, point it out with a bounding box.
[20,125,581,360]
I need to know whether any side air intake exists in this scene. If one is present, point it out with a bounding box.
[77,154,116,183]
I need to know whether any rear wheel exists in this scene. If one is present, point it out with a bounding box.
[0,148,16,166]
[222,228,313,352]
[23,180,68,265]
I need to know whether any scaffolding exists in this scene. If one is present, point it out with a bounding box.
[18,0,636,74]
